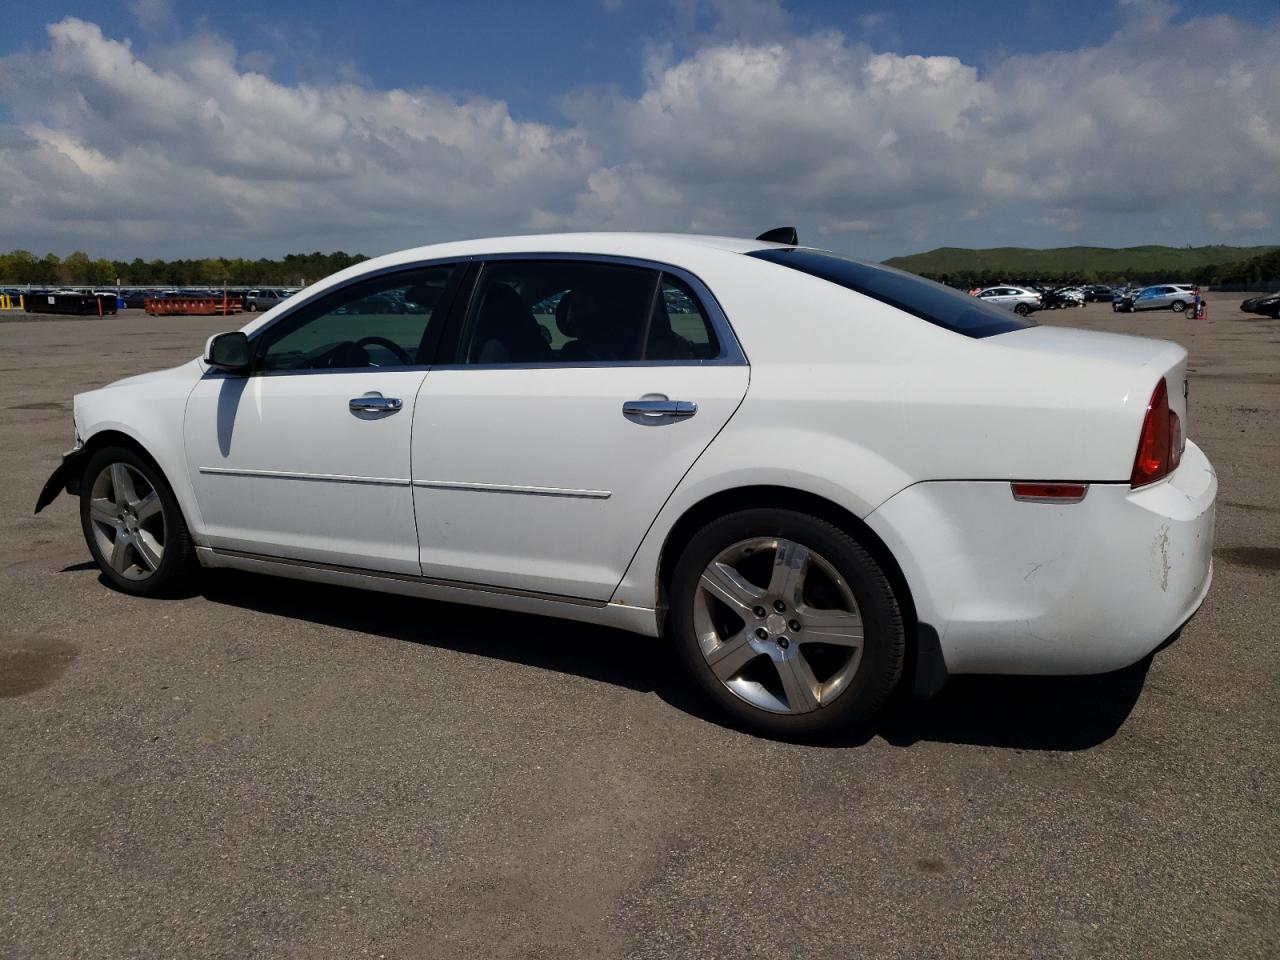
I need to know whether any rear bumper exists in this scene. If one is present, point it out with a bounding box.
[866,440,1216,675]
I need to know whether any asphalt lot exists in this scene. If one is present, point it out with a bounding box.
[1,292,1276,959]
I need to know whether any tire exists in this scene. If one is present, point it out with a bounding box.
[669,508,905,738]
[1171,301,1186,313]
[1014,303,1030,316]
[79,445,200,597]
[248,303,258,312]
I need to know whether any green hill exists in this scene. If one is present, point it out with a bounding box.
[883,244,1277,281]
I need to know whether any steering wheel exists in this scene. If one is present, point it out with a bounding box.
[350,336,413,366]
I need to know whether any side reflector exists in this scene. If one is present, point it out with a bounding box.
[1011,482,1088,503]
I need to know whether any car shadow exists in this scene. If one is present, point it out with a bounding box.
[197,570,1150,752]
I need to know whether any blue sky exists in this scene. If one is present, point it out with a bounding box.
[0,0,1277,259]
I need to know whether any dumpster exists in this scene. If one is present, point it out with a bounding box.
[145,296,243,316]
[25,293,119,315]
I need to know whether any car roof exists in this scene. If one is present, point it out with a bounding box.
[366,232,783,266]
[236,232,797,336]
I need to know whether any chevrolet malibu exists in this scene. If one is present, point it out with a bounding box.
[35,231,1216,737]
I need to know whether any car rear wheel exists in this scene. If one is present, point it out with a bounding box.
[79,445,199,597]
[669,508,905,738]
[1014,303,1031,316]
[1171,301,1186,313]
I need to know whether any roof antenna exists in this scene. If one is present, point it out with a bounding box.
[755,226,798,245]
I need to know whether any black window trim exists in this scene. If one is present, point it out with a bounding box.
[223,252,746,377]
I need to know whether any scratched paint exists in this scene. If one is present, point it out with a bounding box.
[1150,524,1171,592]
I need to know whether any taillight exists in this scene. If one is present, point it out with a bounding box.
[1130,379,1181,487]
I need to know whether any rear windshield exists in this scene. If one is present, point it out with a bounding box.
[748,248,1035,338]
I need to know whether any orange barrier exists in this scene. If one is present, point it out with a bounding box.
[145,297,243,316]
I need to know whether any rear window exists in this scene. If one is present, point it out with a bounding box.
[748,248,1035,338]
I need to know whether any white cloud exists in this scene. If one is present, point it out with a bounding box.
[0,10,1277,259]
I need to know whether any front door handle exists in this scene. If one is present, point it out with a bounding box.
[623,399,697,419]
[349,394,402,413]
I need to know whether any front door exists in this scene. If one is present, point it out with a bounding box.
[185,264,462,574]
[411,258,750,601]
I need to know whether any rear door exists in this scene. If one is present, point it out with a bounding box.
[410,256,749,601]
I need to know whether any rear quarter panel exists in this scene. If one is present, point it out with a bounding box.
[613,253,1187,610]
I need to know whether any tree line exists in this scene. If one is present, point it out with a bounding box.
[0,249,369,287]
[922,247,1280,289]
[4,244,1276,290]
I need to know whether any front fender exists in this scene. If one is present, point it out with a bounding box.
[68,360,207,543]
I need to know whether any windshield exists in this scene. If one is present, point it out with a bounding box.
[748,248,1036,338]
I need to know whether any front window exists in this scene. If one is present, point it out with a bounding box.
[255,265,459,372]
[748,248,1034,338]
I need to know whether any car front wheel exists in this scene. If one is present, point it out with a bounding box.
[669,508,905,738]
[79,445,199,596]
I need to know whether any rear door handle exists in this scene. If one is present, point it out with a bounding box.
[349,395,402,413]
[623,399,697,419]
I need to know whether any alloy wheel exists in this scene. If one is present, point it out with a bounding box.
[692,537,864,714]
[88,462,166,581]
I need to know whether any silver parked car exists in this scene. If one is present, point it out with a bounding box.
[975,286,1041,316]
[244,289,292,313]
[1129,284,1195,313]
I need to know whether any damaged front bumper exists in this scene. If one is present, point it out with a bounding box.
[34,444,87,514]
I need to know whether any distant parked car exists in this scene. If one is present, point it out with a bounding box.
[1081,285,1113,302]
[976,286,1041,316]
[1038,286,1083,311]
[1126,284,1195,314]
[245,289,291,312]
[1112,289,1136,312]
[122,290,155,309]
[1240,292,1280,319]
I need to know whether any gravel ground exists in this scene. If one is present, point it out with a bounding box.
[1,292,1276,959]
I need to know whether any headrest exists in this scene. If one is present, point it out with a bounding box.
[478,283,530,327]
[555,290,578,338]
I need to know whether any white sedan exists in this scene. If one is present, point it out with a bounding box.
[975,285,1042,315]
[35,231,1216,737]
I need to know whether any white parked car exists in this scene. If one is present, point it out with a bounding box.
[35,231,1216,737]
[975,285,1041,315]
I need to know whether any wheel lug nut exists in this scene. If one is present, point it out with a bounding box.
[755,628,769,640]
[774,600,786,613]
[777,637,790,649]
[753,606,766,618]
[789,620,801,632]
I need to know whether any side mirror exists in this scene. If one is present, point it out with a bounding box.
[204,331,251,373]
